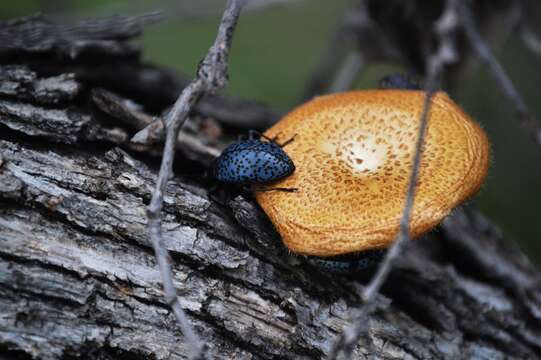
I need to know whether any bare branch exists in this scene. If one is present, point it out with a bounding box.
[328,51,364,93]
[145,1,245,359]
[520,26,541,58]
[301,3,363,99]
[303,0,406,99]
[459,1,541,146]
[92,88,220,159]
[131,117,166,144]
[327,1,460,358]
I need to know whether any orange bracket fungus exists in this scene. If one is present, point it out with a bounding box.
[255,90,490,258]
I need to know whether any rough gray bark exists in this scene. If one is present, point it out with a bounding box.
[1,13,541,360]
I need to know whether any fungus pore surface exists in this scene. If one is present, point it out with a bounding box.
[255,90,490,257]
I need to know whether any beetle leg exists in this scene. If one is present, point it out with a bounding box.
[246,130,281,143]
[247,130,296,148]
[247,130,274,142]
[263,132,297,147]
[277,134,297,148]
[252,186,298,193]
[265,134,279,143]
[246,129,264,140]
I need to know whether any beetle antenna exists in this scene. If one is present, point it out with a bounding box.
[278,134,297,147]
[247,130,283,144]
[253,186,298,193]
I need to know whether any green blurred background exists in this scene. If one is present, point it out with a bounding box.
[2,1,540,262]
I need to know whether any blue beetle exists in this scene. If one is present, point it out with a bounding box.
[307,249,387,274]
[379,73,421,90]
[210,132,297,192]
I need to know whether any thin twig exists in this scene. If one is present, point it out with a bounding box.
[459,0,541,146]
[328,51,364,93]
[327,1,460,358]
[301,3,363,99]
[146,1,245,359]
[91,88,220,158]
[520,26,541,58]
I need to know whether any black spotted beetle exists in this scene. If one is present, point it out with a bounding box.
[209,131,297,192]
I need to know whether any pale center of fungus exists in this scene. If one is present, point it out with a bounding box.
[321,130,388,174]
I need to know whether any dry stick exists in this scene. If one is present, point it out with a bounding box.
[146,1,245,359]
[328,51,364,93]
[459,1,541,146]
[360,74,437,303]
[520,27,541,58]
[302,27,352,99]
[326,67,439,360]
[327,1,460,358]
[301,2,364,100]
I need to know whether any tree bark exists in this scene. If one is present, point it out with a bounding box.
[1,14,541,360]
